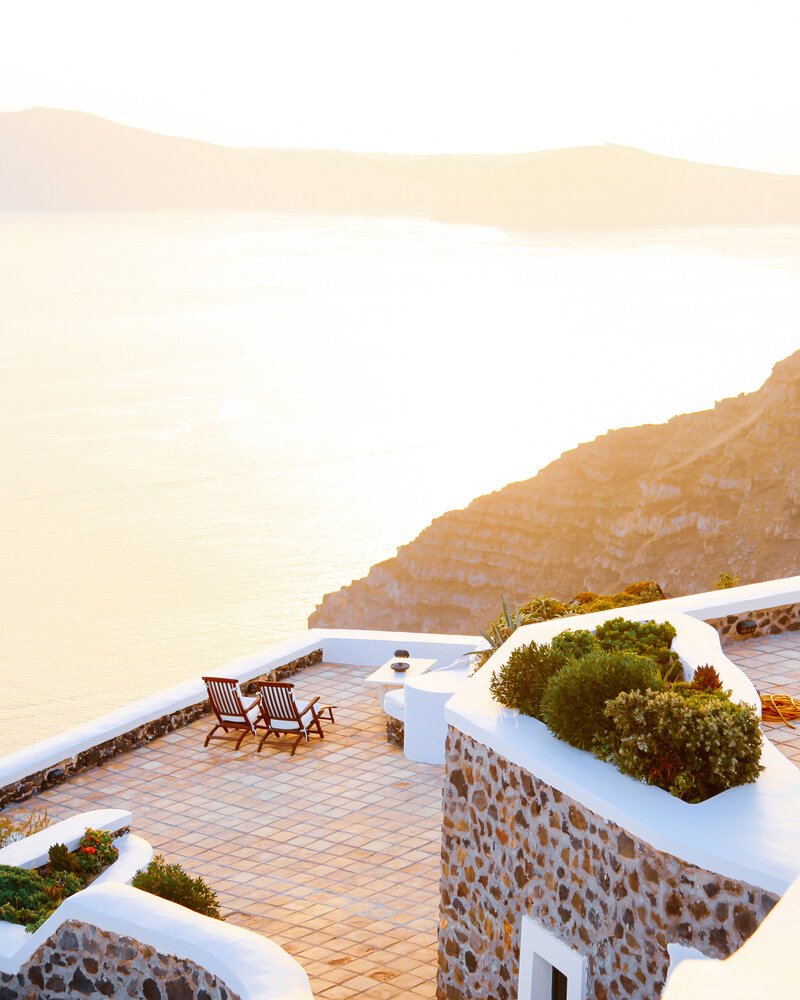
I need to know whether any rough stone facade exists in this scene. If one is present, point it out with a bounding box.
[0,650,322,810]
[385,716,404,747]
[705,602,800,646]
[0,919,240,1000]
[438,729,778,1000]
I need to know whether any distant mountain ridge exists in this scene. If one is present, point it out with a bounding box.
[309,352,800,633]
[2,108,800,228]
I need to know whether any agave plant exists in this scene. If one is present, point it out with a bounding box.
[472,595,568,670]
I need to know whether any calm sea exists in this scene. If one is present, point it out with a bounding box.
[1,211,798,754]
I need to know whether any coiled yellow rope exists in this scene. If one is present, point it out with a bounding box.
[760,694,800,726]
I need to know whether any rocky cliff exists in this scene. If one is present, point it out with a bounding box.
[310,352,800,633]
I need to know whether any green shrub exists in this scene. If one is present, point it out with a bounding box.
[551,629,599,662]
[0,865,54,931]
[714,572,741,590]
[0,865,50,913]
[571,582,665,614]
[594,617,677,652]
[594,617,683,682]
[132,855,222,919]
[0,828,119,933]
[0,810,50,849]
[540,650,661,752]
[46,870,83,900]
[48,843,81,876]
[604,689,763,802]
[489,642,565,720]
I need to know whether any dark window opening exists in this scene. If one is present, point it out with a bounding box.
[551,966,568,1000]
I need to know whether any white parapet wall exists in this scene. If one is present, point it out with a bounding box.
[0,628,483,796]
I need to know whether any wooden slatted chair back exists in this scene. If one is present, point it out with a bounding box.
[203,676,249,722]
[259,682,302,726]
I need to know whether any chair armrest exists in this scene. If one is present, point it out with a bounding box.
[299,696,321,718]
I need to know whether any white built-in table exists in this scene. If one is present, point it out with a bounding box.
[364,657,436,711]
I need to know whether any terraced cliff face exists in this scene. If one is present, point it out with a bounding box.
[309,352,800,634]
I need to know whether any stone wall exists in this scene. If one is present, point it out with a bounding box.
[437,729,778,1000]
[385,716,404,747]
[0,650,322,810]
[0,919,240,1000]
[705,602,800,646]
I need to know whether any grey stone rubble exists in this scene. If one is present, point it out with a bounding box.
[0,650,322,810]
[385,716,404,746]
[437,729,777,1000]
[0,920,240,1000]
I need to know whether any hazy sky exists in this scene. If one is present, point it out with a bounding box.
[2,0,799,171]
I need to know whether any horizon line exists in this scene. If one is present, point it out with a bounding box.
[4,105,800,179]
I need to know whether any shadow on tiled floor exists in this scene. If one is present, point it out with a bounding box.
[4,664,443,998]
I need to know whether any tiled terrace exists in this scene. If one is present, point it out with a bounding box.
[727,631,800,767]
[2,663,444,999]
[5,632,800,999]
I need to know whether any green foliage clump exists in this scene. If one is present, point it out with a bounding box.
[540,650,661,752]
[0,827,119,932]
[604,689,764,802]
[489,642,565,720]
[48,843,81,875]
[0,810,50,849]
[132,855,222,919]
[594,617,683,682]
[594,616,677,652]
[551,629,599,662]
[0,866,53,929]
[714,572,741,590]
[571,582,665,614]
[474,583,668,668]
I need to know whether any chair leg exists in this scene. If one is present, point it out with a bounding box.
[256,730,273,753]
[289,734,305,757]
[234,730,250,751]
[204,725,221,748]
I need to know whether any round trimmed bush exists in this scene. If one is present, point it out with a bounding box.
[539,649,660,752]
[489,641,565,720]
[604,688,763,802]
[551,629,599,662]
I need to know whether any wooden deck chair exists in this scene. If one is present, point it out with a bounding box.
[256,681,335,756]
[202,676,265,750]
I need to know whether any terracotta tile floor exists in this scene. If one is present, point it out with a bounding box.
[727,631,800,767]
[3,664,443,998]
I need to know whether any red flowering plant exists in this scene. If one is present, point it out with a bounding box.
[75,828,118,876]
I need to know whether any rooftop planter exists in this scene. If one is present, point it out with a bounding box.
[488,615,763,803]
[445,605,800,896]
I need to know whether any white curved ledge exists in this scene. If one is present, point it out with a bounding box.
[0,808,131,870]
[0,808,135,964]
[0,882,313,1000]
[0,816,311,999]
[93,832,153,887]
